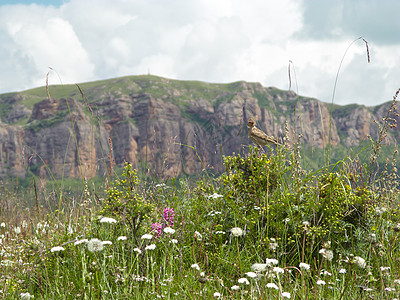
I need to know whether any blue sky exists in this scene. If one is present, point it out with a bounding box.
[0,0,399,106]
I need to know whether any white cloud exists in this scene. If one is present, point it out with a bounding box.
[0,0,398,106]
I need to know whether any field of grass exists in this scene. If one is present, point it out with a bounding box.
[1,103,400,299]
[2,38,400,299]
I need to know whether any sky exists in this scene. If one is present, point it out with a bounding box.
[0,0,399,106]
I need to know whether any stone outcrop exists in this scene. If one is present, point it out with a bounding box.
[0,75,397,179]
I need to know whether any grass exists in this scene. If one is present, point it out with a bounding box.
[1,107,400,299]
[1,39,400,299]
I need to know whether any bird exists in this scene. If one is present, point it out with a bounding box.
[247,118,281,148]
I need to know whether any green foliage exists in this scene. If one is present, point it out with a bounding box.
[98,163,154,239]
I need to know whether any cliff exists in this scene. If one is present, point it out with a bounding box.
[0,75,397,179]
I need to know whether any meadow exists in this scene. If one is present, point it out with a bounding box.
[2,38,400,299]
[1,91,400,299]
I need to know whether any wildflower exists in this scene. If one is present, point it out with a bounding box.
[320,270,332,276]
[339,268,346,274]
[0,222,5,227]
[117,236,127,241]
[267,282,279,290]
[281,292,291,299]
[155,183,166,188]
[74,239,88,246]
[353,256,366,268]
[273,267,284,274]
[319,248,333,261]
[133,247,142,254]
[170,239,178,244]
[238,278,250,285]
[375,206,387,216]
[163,227,175,234]
[99,217,117,224]
[50,246,65,253]
[20,292,34,300]
[363,287,373,291]
[87,238,104,253]
[141,234,153,240]
[251,263,267,272]
[215,231,225,234]
[385,287,396,292]
[209,193,223,199]
[14,226,21,234]
[151,222,162,237]
[302,221,310,226]
[191,264,200,271]
[213,292,221,298]
[394,223,400,232]
[163,207,175,227]
[254,205,260,210]
[231,285,240,290]
[102,241,112,245]
[145,244,156,250]
[231,227,243,237]
[316,280,326,285]
[194,231,203,241]
[266,258,279,266]
[22,220,28,228]
[299,263,310,270]
[380,266,390,271]
[394,279,400,285]
[269,238,278,251]
[246,271,258,278]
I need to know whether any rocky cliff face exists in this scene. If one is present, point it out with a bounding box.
[0,75,397,179]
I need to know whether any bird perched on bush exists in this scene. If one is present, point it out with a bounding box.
[247,118,281,148]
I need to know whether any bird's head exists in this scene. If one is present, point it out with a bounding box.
[247,118,255,128]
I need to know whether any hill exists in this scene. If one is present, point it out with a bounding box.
[0,75,397,179]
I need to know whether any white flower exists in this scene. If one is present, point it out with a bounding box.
[0,222,5,228]
[319,248,333,261]
[191,263,200,271]
[339,268,346,274]
[200,272,205,277]
[74,239,88,246]
[209,193,223,199]
[231,285,240,291]
[14,226,21,234]
[20,292,34,300]
[215,231,225,234]
[155,183,167,188]
[133,247,142,254]
[231,227,243,237]
[194,231,203,241]
[302,221,310,226]
[213,292,221,298]
[320,270,332,276]
[99,217,117,224]
[163,227,175,234]
[87,238,104,252]
[102,241,112,245]
[354,256,366,268]
[117,236,127,241]
[246,272,258,278]
[251,263,267,272]
[145,244,156,250]
[50,246,65,253]
[281,292,291,299]
[299,263,310,270]
[375,206,387,216]
[266,282,279,290]
[269,242,278,251]
[385,287,396,292]
[316,280,326,285]
[265,258,279,266]
[22,220,28,228]
[141,234,153,240]
[170,239,178,244]
[238,278,250,285]
[273,267,284,274]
